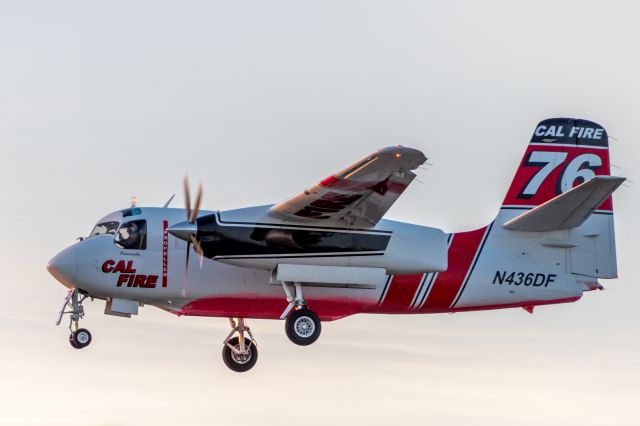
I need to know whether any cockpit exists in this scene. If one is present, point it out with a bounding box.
[87,208,148,250]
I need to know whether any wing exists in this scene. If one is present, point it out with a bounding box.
[269,146,427,228]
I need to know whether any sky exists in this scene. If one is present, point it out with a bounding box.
[1,1,639,425]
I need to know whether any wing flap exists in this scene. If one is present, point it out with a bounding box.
[503,176,625,232]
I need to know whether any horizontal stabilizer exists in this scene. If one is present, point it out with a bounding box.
[503,176,625,232]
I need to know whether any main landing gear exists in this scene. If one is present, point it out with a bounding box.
[56,289,92,349]
[280,281,322,346]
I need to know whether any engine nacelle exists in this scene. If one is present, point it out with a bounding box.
[194,206,448,275]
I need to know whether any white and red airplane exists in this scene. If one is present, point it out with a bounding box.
[48,118,624,372]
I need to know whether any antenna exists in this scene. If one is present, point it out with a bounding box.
[162,194,176,208]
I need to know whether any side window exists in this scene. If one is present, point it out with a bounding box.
[114,220,147,250]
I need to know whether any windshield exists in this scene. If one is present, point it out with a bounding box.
[89,221,120,237]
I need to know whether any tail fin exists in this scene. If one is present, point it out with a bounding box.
[503,118,612,208]
[502,118,620,279]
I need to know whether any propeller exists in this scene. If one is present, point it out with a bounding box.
[182,176,204,272]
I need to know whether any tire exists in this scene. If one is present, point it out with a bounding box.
[222,337,258,372]
[285,308,321,346]
[71,328,92,349]
[68,334,79,349]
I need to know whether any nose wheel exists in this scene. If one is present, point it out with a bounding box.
[56,289,92,350]
[69,328,92,349]
[222,318,258,372]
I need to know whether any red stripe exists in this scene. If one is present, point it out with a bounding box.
[175,295,367,321]
[319,175,408,194]
[451,296,581,312]
[420,227,487,311]
[162,220,168,288]
[172,294,582,321]
[378,274,423,312]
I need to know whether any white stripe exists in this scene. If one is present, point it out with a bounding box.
[529,142,609,150]
[415,235,454,310]
[408,274,428,309]
[415,272,438,310]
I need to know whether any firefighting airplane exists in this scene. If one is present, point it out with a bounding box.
[48,118,624,372]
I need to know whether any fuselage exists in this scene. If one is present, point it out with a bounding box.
[50,205,589,321]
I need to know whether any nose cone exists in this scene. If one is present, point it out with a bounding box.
[168,220,197,242]
[47,245,78,288]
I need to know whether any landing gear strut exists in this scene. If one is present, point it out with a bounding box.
[56,289,92,349]
[222,318,258,372]
[280,281,322,346]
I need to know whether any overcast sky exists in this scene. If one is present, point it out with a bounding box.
[1,1,639,425]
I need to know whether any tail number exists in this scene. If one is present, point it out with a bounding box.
[519,152,602,198]
[493,271,556,287]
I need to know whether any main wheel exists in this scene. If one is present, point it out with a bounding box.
[222,337,258,372]
[285,308,321,346]
[71,328,92,349]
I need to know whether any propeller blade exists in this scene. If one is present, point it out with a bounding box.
[185,240,191,273]
[183,176,192,222]
[189,182,203,224]
[182,239,191,298]
[181,176,205,278]
[190,235,205,269]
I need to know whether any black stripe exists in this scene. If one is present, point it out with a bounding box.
[409,273,428,309]
[500,206,533,211]
[215,252,385,261]
[450,221,495,308]
[198,213,391,259]
[501,206,613,216]
[415,272,437,308]
[215,212,393,234]
[377,275,393,305]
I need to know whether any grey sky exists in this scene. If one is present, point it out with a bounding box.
[1,1,639,425]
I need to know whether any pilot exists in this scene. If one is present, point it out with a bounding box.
[117,222,141,249]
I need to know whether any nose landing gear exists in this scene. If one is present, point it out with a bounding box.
[56,289,92,349]
[222,318,258,372]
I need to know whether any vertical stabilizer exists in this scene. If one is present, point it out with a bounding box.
[501,118,619,279]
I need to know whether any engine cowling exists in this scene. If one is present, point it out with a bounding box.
[187,208,448,275]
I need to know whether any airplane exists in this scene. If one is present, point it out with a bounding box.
[48,117,624,372]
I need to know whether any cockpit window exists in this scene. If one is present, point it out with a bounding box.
[89,221,120,237]
[114,220,147,250]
